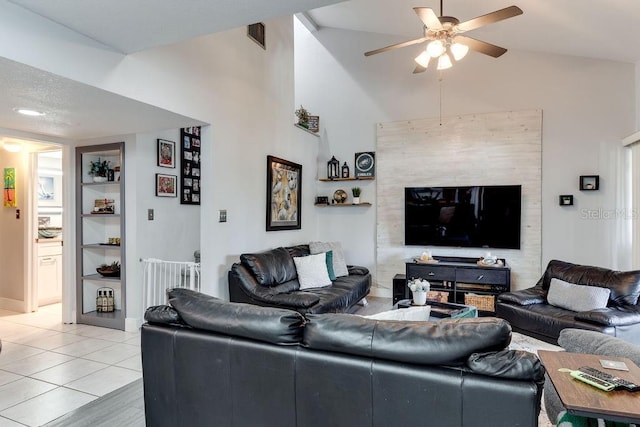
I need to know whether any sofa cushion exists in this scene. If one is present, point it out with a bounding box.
[547,278,610,312]
[325,251,336,281]
[294,253,332,290]
[467,349,546,381]
[541,260,640,306]
[309,241,348,277]
[303,314,511,366]
[167,288,305,345]
[240,247,297,286]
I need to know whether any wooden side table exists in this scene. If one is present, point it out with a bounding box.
[539,350,640,424]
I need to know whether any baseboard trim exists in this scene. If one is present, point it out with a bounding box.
[0,297,26,312]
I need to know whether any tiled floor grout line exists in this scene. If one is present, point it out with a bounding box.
[0,304,142,426]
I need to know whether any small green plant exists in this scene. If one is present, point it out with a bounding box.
[99,261,120,271]
[89,158,110,177]
[351,187,361,197]
[295,105,310,127]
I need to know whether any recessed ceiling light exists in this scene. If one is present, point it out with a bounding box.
[13,108,46,117]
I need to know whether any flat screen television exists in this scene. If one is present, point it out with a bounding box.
[405,185,522,249]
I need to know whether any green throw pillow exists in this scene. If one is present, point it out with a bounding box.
[325,250,336,281]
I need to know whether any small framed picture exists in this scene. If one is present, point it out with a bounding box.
[157,139,176,168]
[156,174,177,197]
[559,195,573,206]
[307,116,320,133]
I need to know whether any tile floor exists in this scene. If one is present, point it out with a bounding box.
[0,304,141,426]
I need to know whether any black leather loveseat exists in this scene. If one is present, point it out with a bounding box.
[496,260,640,345]
[142,289,545,427]
[228,244,371,314]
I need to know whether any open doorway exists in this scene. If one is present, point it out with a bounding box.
[0,137,64,318]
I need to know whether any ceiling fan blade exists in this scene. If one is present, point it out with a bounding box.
[364,37,427,57]
[413,64,427,74]
[456,6,523,33]
[413,7,443,31]
[455,35,507,58]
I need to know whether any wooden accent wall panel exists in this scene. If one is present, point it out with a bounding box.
[376,109,542,294]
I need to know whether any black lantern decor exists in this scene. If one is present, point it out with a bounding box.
[341,162,349,178]
[327,156,339,179]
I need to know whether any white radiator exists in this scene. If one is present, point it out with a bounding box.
[141,258,201,312]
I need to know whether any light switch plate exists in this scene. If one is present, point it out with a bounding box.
[219,210,227,222]
[148,209,154,220]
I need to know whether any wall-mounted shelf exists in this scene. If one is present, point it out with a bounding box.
[294,124,320,137]
[319,177,374,182]
[315,203,372,207]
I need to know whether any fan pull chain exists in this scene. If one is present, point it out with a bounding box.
[439,71,443,126]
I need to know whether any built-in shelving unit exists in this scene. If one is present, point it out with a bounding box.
[75,142,126,330]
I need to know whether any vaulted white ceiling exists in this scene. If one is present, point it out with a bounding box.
[2,0,640,143]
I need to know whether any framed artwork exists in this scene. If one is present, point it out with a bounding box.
[156,173,177,197]
[4,167,16,207]
[354,152,375,178]
[180,127,201,205]
[157,139,176,168]
[266,155,301,231]
[37,174,62,207]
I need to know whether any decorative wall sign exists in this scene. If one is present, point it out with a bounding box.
[307,115,319,133]
[266,155,301,231]
[180,127,201,205]
[3,167,16,207]
[156,174,177,197]
[157,139,176,168]
[354,152,375,178]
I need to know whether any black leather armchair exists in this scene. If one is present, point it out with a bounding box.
[228,244,371,314]
[496,260,640,345]
[142,288,545,427]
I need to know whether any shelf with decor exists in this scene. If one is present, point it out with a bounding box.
[315,203,372,207]
[318,177,374,182]
[75,142,126,330]
[294,124,320,136]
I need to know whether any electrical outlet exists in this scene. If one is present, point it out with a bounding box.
[219,210,227,222]
[148,209,154,220]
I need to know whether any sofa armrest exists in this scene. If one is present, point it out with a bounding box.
[229,263,320,309]
[467,349,545,382]
[558,329,640,365]
[347,265,369,276]
[497,287,546,306]
[574,306,640,326]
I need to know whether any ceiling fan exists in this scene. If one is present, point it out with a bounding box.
[364,2,523,73]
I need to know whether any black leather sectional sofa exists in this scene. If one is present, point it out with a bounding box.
[228,244,371,314]
[496,260,640,345]
[142,288,545,427]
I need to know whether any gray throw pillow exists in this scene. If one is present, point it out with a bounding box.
[547,278,610,312]
[309,241,348,277]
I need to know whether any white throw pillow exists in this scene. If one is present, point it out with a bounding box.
[309,241,349,277]
[547,278,610,312]
[294,253,332,290]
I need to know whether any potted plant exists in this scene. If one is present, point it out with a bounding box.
[89,158,110,182]
[408,278,430,306]
[96,261,121,277]
[295,105,310,128]
[351,187,361,204]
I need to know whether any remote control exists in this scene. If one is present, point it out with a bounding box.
[570,370,616,392]
[579,366,640,392]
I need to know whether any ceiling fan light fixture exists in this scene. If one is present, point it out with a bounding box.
[451,42,469,61]
[426,40,445,58]
[414,50,431,68]
[437,53,453,70]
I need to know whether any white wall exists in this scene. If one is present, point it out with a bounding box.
[0,11,324,307]
[295,23,636,292]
